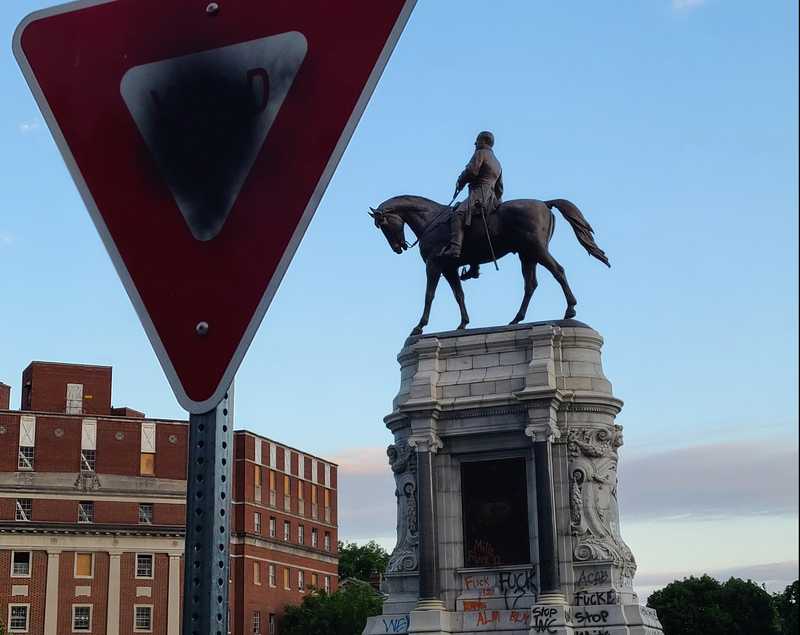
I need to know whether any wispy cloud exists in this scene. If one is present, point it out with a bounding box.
[330,446,395,541]
[18,120,40,134]
[672,0,705,10]
[619,439,799,520]
[332,437,799,541]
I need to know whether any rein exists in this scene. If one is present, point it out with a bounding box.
[405,196,459,249]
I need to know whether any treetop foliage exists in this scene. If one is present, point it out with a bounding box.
[648,575,798,635]
[280,580,383,635]
[337,540,390,582]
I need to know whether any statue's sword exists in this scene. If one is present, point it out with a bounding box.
[479,203,500,271]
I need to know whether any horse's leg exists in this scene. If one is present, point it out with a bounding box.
[539,250,578,319]
[442,268,470,330]
[510,257,537,324]
[410,261,442,336]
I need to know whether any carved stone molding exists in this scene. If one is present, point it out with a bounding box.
[567,425,636,577]
[407,432,443,454]
[525,421,561,443]
[439,405,527,421]
[386,442,419,574]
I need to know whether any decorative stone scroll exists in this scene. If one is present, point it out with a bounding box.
[567,425,636,578]
[386,441,419,573]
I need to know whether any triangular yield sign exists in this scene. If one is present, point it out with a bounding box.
[15,0,417,413]
[121,32,307,241]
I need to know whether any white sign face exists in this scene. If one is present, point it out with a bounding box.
[121,32,307,241]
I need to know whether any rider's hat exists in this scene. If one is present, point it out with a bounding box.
[476,131,495,147]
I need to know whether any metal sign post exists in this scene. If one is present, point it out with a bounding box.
[182,384,234,635]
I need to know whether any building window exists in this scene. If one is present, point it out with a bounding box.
[324,575,330,593]
[139,503,154,525]
[17,415,36,471]
[140,453,155,476]
[15,499,32,522]
[253,561,262,585]
[268,614,276,635]
[74,553,94,579]
[311,486,318,519]
[298,524,304,544]
[11,552,32,577]
[268,470,277,507]
[136,553,154,579]
[134,605,153,632]
[8,605,29,632]
[311,573,318,589]
[72,605,92,631]
[297,480,305,516]
[66,383,84,414]
[80,449,96,473]
[324,488,331,522]
[269,517,276,538]
[268,564,276,587]
[324,532,331,552]
[254,465,263,503]
[252,610,261,633]
[311,528,318,548]
[298,569,305,592]
[18,446,34,471]
[283,520,290,541]
[140,421,156,476]
[254,512,261,534]
[283,567,290,590]
[78,501,94,523]
[81,419,97,473]
[284,476,291,511]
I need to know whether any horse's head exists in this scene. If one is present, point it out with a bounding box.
[369,206,408,254]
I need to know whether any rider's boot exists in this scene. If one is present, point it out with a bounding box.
[439,212,464,258]
[460,264,480,281]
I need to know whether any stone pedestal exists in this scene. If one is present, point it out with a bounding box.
[363,320,663,635]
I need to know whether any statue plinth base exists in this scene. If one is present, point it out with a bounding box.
[365,321,663,635]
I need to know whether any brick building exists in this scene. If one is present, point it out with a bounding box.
[0,362,338,634]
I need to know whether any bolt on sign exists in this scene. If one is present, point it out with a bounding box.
[14,0,417,412]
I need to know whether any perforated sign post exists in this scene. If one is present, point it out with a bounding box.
[14,0,416,631]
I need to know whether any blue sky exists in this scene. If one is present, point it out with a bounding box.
[1,0,797,596]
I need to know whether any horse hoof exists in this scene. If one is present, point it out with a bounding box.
[509,316,522,325]
[456,322,468,331]
[564,307,577,319]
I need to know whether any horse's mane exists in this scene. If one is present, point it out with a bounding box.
[379,194,449,214]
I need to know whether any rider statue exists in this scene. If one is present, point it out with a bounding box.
[439,130,503,279]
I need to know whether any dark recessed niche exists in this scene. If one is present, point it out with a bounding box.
[461,457,530,568]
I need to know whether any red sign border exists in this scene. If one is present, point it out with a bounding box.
[13,0,417,413]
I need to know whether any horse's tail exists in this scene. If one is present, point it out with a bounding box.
[546,199,610,268]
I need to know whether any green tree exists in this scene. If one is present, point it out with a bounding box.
[648,575,779,635]
[280,580,384,635]
[774,580,799,634]
[337,540,390,582]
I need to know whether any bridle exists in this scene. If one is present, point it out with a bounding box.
[370,197,458,250]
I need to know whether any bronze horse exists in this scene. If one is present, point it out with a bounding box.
[370,195,610,336]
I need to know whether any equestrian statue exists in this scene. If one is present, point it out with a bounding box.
[370,131,610,337]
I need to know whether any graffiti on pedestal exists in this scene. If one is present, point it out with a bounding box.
[461,567,538,610]
[381,615,410,633]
